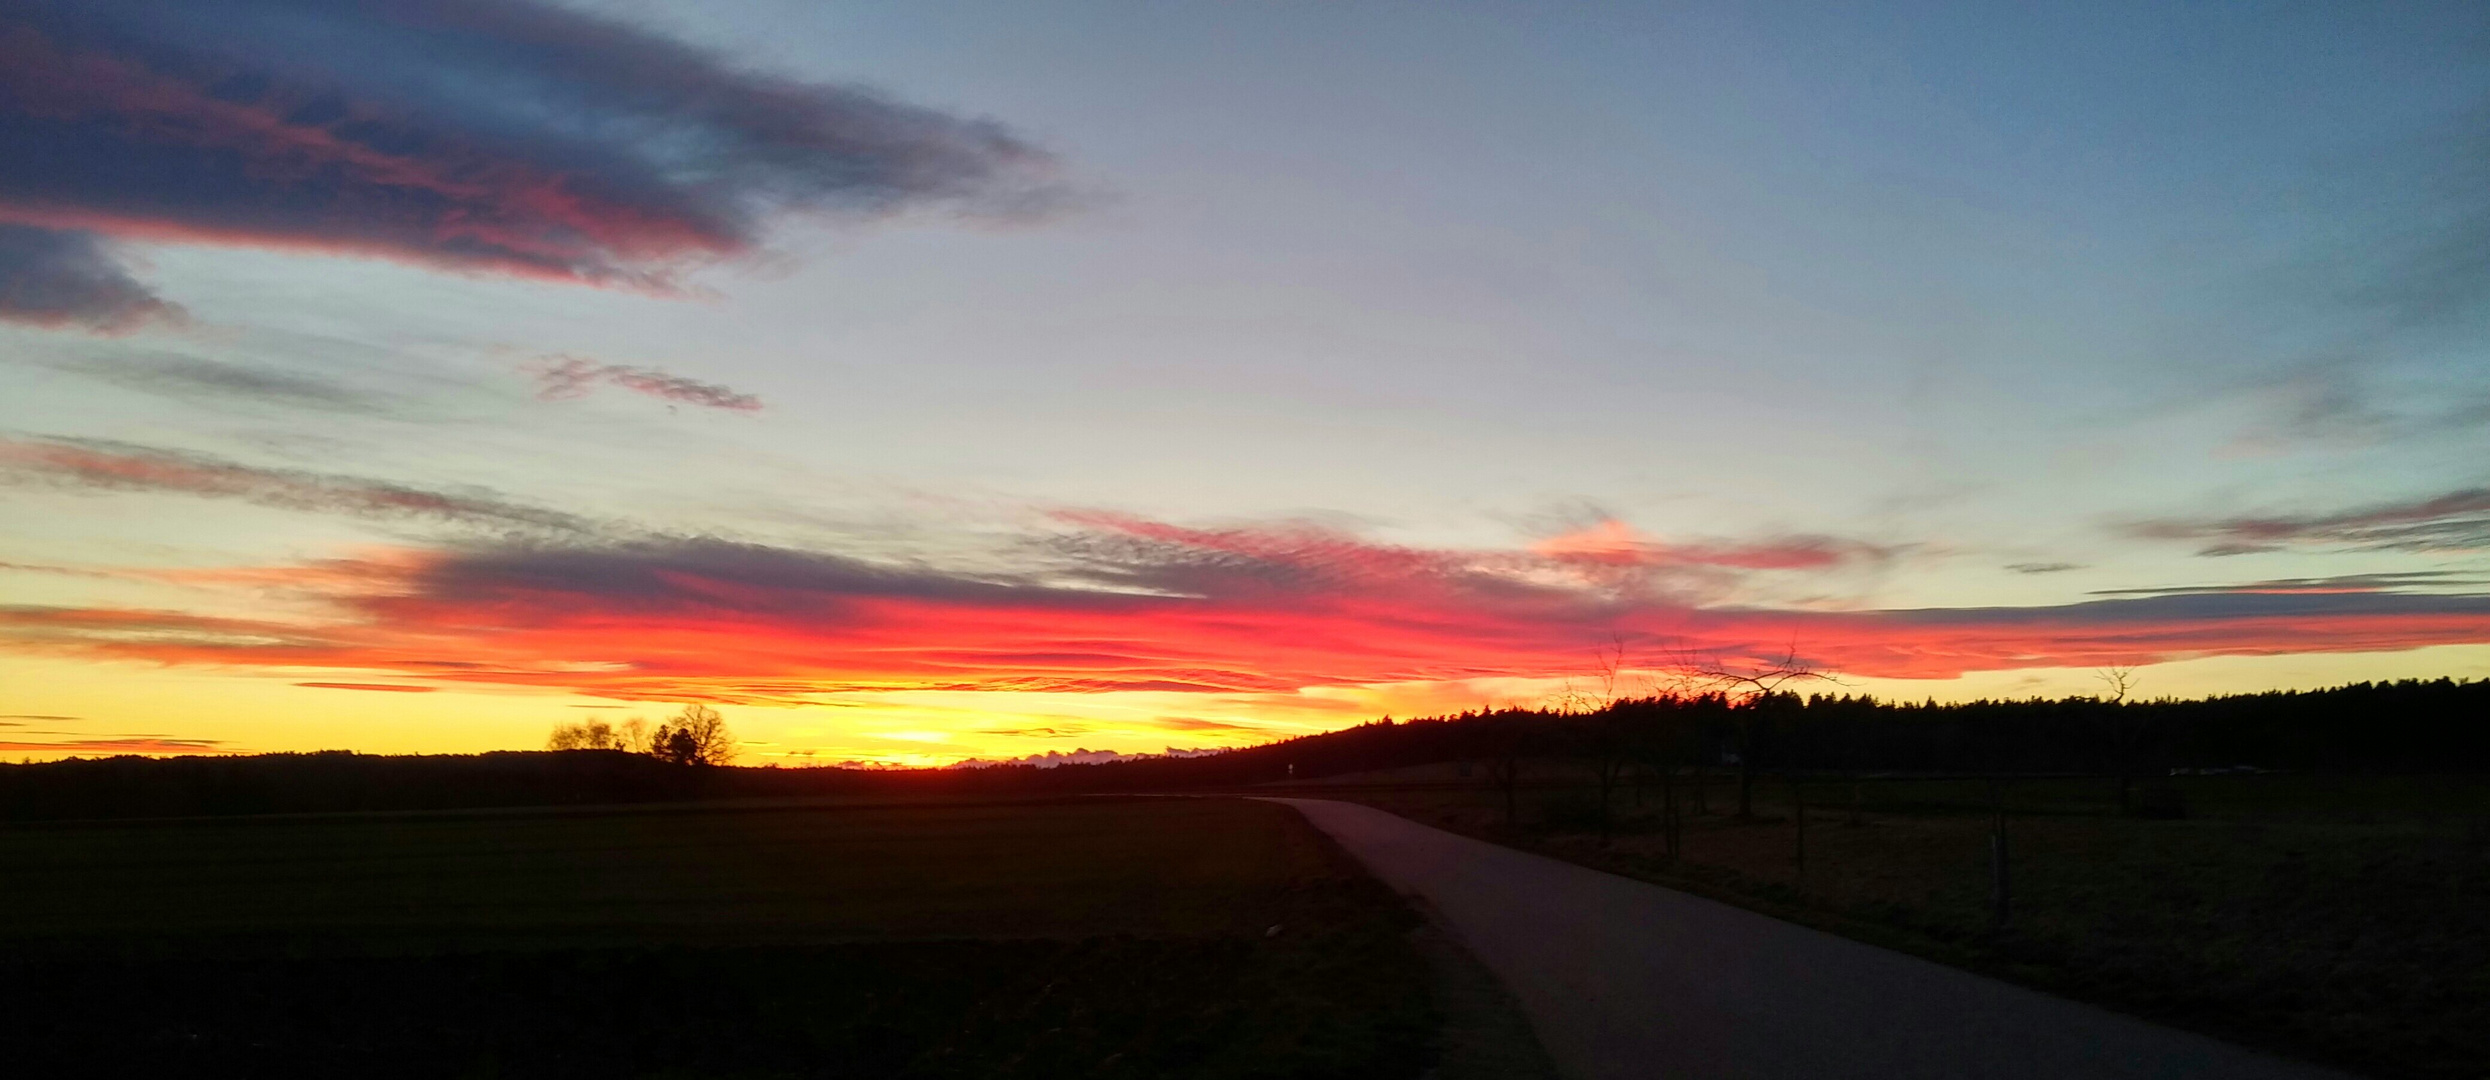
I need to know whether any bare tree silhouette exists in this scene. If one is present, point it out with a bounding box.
[548,716,652,753]
[546,718,620,751]
[2095,665,2137,704]
[1566,636,1646,843]
[2096,666,2148,815]
[647,704,737,765]
[1670,644,1836,820]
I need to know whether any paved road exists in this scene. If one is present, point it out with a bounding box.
[1263,798,2353,1080]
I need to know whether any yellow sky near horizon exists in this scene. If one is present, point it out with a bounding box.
[11,642,2487,766]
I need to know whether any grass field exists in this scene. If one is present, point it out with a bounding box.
[1317,767,2490,1080]
[0,796,1434,1078]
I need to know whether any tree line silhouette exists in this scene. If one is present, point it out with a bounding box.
[0,678,2480,821]
[1194,676,2490,786]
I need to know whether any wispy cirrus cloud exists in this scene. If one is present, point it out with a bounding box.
[0,735,226,756]
[0,707,231,756]
[2130,487,2490,555]
[527,355,761,412]
[49,350,381,413]
[0,435,591,532]
[3,514,2486,705]
[0,0,1060,329]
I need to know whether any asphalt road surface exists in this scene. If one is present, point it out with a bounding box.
[1263,798,2353,1080]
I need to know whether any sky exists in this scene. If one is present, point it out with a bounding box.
[3,0,2489,765]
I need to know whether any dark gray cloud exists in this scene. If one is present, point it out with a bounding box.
[1891,587,2490,627]
[0,0,1059,328]
[2216,88,2490,451]
[399,535,1042,611]
[2343,113,2490,335]
[53,350,380,411]
[2130,487,2490,555]
[0,225,180,331]
[2006,562,2083,575]
[2091,572,2490,597]
[1039,512,1529,604]
[2227,357,2490,450]
[0,434,591,532]
[2230,358,2396,448]
[527,355,761,412]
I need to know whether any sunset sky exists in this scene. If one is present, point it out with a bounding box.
[5,0,2489,765]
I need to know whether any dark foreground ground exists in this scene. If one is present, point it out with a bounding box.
[0,796,1434,1079]
[1297,767,2489,1079]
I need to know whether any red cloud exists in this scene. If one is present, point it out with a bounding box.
[3,517,2486,704]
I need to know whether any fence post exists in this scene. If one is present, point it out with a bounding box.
[1989,777,2010,928]
[1792,775,1807,882]
[1661,770,1680,860]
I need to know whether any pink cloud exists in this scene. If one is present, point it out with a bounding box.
[1532,519,1886,571]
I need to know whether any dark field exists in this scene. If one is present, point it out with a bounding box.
[0,796,1433,1079]
[1318,768,2490,1079]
